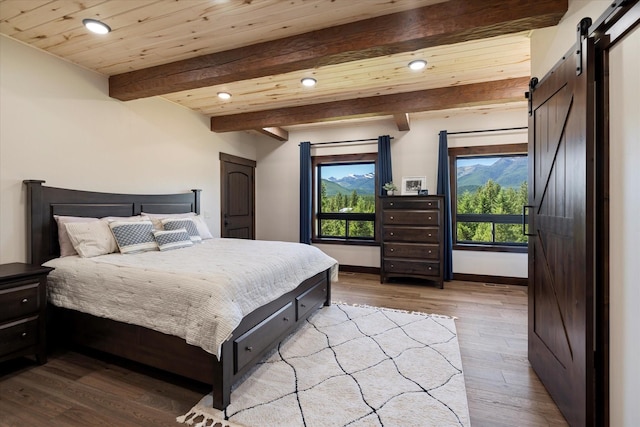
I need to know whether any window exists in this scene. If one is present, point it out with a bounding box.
[312,153,377,244]
[448,143,528,253]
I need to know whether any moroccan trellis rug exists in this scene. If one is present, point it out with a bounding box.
[177,303,470,427]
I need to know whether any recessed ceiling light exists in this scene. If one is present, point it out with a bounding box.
[408,59,427,71]
[301,77,317,87]
[82,18,111,35]
[217,92,231,100]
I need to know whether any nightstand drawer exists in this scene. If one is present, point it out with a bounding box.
[384,243,439,259]
[383,227,440,243]
[0,282,40,322]
[384,260,440,277]
[383,211,439,226]
[0,317,39,356]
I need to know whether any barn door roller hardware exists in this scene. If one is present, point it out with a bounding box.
[576,17,593,75]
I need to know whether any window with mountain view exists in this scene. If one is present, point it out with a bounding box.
[312,153,377,243]
[449,143,528,252]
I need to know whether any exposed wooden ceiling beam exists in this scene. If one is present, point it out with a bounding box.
[255,127,289,142]
[211,77,529,132]
[394,114,411,131]
[109,0,567,101]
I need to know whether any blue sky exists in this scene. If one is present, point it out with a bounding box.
[321,163,375,179]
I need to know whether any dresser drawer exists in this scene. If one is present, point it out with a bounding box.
[0,282,40,322]
[384,243,439,259]
[0,317,39,356]
[234,302,295,372]
[383,211,439,226]
[296,281,327,321]
[382,199,440,210]
[384,260,440,277]
[383,227,440,243]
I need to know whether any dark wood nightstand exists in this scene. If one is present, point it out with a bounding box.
[0,263,53,364]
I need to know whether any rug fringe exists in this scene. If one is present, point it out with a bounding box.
[332,300,457,319]
[176,403,247,427]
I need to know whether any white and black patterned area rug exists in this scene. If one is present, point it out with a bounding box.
[177,304,470,427]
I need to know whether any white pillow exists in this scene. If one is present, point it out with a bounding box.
[54,215,101,257]
[109,220,158,254]
[153,228,193,251]
[64,221,118,258]
[142,212,213,239]
[101,215,149,223]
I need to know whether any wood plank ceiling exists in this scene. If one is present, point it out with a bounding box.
[0,0,568,140]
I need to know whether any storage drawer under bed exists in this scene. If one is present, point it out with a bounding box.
[233,302,295,372]
[296,281,327,321]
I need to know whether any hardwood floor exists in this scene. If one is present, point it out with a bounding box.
[0,273,567,426]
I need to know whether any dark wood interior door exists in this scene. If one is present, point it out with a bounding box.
[220,153,256,239]
[527,35,595,426]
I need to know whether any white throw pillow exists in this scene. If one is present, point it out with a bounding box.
[54,215,101,257]
[65,221,118,258]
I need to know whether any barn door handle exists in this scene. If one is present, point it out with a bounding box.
[522,205,535,236]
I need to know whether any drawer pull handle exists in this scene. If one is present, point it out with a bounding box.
[390,202,394,206]
[390,248,394,252]
[21,332,27,338]
[283,317,290,322]
[21,298,28,304]
[390,216,394,220]
[428,233,432,237]
[428,250,432,254]
[428,216,432,220]
[428,267,432,270]
[246,346,253,352]
[390,264,394,268]
[300,303,306,308]
[390,232,394,236]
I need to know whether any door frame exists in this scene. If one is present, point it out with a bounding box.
[590,2,639,425]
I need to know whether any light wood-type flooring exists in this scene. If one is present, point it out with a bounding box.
[0,273,567,426]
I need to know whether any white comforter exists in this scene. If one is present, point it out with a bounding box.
[43,239,338,358]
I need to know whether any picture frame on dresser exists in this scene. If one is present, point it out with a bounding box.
[400,176,427,195]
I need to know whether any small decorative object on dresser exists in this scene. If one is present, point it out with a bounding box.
[383,182,398,196]
[380,195,444,288]
[0,263,53,364]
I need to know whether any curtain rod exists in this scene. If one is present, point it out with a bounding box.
[307,137,394,146]
[445,126,527,136]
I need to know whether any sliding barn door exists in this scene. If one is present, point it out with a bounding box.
[527,30,596,426]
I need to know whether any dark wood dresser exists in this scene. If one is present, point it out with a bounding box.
[0,263,53,364]
[380,195,444,288]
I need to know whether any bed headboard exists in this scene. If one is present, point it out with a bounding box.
[24,180,201,266]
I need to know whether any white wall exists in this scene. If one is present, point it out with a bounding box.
[0,35,261,264]
[609,25,639,427]
[531,0,611,77]
[256,105,529,277]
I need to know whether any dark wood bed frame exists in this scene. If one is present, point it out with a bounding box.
[23,180,331,409]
